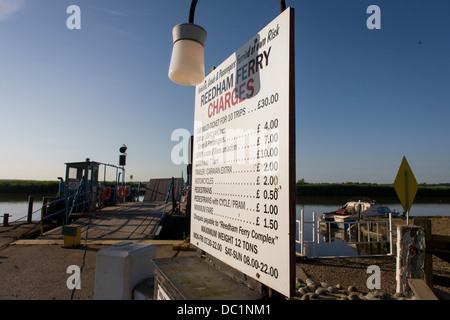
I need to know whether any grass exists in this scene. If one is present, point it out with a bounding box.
[1,179,449,202]
[296,181,450,202]
[0,180,59,194]
[0,179,144,195]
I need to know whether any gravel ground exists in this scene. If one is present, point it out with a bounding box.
[293,216,450,299]
[297,255,450,299]
[1,216,449,300]
[297,256,397,295]
[0,244,196,300]
[2,243,448,300]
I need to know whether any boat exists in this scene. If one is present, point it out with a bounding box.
[319,197,398,226]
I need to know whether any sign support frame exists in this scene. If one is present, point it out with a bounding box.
[190,7,296,299]
[287,7,296,299]
[405,169,409,225]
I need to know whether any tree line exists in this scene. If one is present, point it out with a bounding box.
[1,179,449,201]
[296,180,450,200]
[0,180,143,195]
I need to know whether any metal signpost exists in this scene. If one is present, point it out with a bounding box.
[191,8,295,298]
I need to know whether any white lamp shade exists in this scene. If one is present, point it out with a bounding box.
[168,23,206,86]
[169,39,205,86]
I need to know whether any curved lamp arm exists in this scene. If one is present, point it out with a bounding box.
[188,0,286,23]
[170,0,288,86]
[279,0,286,12]
[188,0,198,23]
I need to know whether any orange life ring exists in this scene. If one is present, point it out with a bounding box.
[185,186,189,204]
[124,186,130,197]
[102,186,111,200]
[117,186,125,199]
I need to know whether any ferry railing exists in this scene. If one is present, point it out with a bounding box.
[296,211,394,258]
[296,210,317,257]
[16,193,92,227]
[136,182,141,202]
[346,213,394,255]
[40,191,93,233]
[161,177,175,226]
[12,192,89,223]
[12,183,137,226]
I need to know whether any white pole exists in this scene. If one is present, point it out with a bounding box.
[300,209,304,256]
[312,212,316,243]
[389,212,393,255]
[312,211,316,258]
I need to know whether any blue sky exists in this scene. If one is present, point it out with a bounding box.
[0,0,449,184]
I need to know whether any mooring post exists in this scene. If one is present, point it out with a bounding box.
[27,196,34,223]
[40,196,47,235]
[3,213,10,226]
[396,225,426,297]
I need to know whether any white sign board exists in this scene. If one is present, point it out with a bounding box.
[191,8,295,297]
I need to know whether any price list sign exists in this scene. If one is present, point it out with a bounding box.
[191,8,295,298]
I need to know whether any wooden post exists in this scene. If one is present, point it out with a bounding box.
[27,196,34,223]
[405,170,409,225]
[408,279,438,300]
[40,196,46,235]
[396,225,426,297]
[3,213,10,226]
[412,217,433,288]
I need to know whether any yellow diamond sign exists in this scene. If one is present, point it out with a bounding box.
[394,156,418,213]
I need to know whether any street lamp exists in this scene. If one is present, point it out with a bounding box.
[168,0,287,86]
[168,0,206,86]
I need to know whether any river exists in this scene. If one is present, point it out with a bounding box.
[1,194,449,257]
[295,196,450,257]
[1,194,449,223]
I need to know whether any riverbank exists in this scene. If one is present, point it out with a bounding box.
[0,180,59,195]
[295,215,450,300]
[0,180,144,195]
[296,182,450,201]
